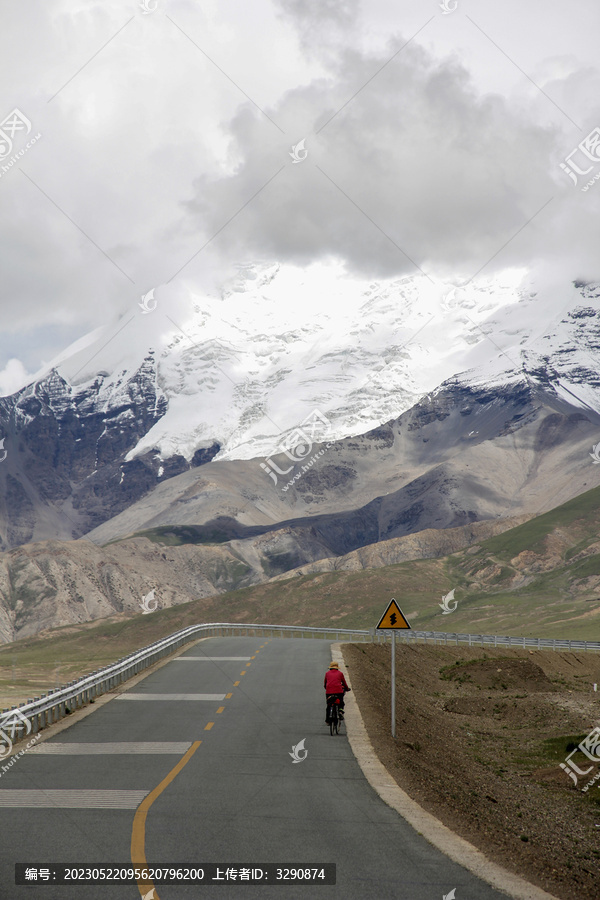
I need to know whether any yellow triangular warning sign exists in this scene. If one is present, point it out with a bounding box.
[376,598,411,629]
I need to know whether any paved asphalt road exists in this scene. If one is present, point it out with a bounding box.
[0,637,510,899]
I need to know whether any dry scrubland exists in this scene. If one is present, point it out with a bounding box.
[343,642,600,900]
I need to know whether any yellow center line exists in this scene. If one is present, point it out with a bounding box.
[216,707,225,714]
[205,722,214,730]
[131,740,202,898]
[226,692,233,699]
[233,681,240,686]
[240,671,246,676]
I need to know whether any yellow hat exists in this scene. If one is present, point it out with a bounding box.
[328,662,339,669]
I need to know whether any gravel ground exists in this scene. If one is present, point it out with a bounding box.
[342,642,600,900]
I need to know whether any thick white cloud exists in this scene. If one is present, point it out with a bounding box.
[0,359,31,397]
[185,3,600,285]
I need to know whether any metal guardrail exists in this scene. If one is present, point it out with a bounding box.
[2,622,598,749]
[388,630,600,653]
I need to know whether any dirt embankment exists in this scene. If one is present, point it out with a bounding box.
[342,642,600,900]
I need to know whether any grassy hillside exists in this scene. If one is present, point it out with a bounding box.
[439,483,600,639]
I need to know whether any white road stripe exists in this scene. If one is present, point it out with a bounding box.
[30,742,192,755]
[174,657,251,661]
[0,790,147,808]
[116,693,225,701]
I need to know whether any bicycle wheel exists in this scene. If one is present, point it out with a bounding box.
[329,704,337,736]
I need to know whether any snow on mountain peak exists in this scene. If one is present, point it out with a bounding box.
[37,261,600,464]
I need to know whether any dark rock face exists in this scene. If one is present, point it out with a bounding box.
[0,357,219,549]
[295,464,357,495]
[191,445,221,467]
[4,475,34,546]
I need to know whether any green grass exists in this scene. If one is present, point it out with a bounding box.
[479,484,600,559]
[538,734,589,761]
[569,555,600,579]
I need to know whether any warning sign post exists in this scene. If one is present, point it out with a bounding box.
[376,599,411,738]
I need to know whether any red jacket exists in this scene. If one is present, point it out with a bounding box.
[324,669,349,694]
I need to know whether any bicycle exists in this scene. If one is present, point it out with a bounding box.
[327,696,344,736]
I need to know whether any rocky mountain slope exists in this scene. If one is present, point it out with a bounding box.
[2,478,600,645]
[0,268,598,552]
[0,360,219,550]
[3,370,599,642]
[0,536,244,643]
[86,376,600,548]
[4,365,600,644]
[0,516,517,644]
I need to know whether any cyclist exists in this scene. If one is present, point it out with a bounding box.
[324,661,351,724]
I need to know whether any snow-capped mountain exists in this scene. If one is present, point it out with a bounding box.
[0,262,599,550]
[26,263,600,464]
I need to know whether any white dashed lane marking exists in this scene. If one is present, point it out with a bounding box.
[116,693,226,701]
[0,790,148,808]
[173,657,251,661]
[30,742,193,755]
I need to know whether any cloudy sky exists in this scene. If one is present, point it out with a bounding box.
[0,0,599,394]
